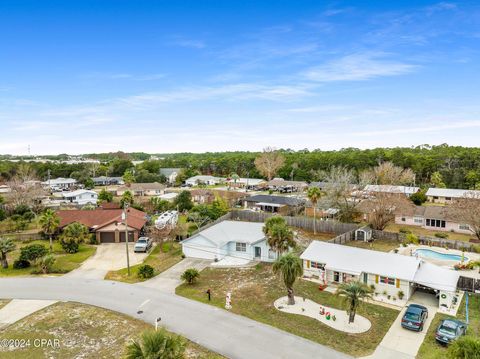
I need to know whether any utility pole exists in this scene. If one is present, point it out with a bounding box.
[122,204,131,276]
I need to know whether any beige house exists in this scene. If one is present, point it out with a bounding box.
[395,205,472,235]
[115,182,166,196]
[426,188,480,204]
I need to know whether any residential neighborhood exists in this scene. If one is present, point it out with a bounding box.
[1,1,480,359]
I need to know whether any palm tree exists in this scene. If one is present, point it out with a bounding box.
[336,281,373,323]
[263,217,295,255]
[307,186,322,234]
[39,209,60,252]
[126,329,186,359]
[272,253,303,305]
[229,173,240,188]
[0,237,16,268]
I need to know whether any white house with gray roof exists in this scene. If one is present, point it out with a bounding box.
[182,220,278,262]
[185,175,224,186]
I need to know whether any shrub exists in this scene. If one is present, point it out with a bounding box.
[39,255,56,274]
[370,284,376,291]
[13,259,31,269]
[181,268,200,284]
[446,336,480,359]
[435,232,449,239]
[404,233,419,245]
[60,237,81,253]
[399,228,412,234]
[398,290,405,300]
[19,244,48,264]
[60,222,90,253]
[137,264,155,279]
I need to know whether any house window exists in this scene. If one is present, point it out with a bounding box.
[433,196,438,200]
[311,261,325,270]
[401,217,406,222]
[235,242,246,252]
[414,217,423,224]
[446,197,452,201]
[426,218,446,228]
[379,276,395,286]
[459,224,470,231]
[268,249,276,259]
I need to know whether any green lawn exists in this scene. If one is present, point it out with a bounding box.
[417,293,480,359]
[385,223,474,243]
[105,241,183,283]
[176,264,399,357]
[0,240,96,277]
[0,301,223,359]
[346,239,401,252]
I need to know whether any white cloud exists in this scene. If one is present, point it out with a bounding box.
[303,52,417,82]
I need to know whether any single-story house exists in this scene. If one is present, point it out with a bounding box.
[426,188,480,204]
[243,194,305,215]
[159,168,182,184]
[61,189,98,206]
[185,175,224,186]
[0,184,11,193]
[42,177,77,191]
[301,241,460,310]
[190,188,248,207]
[115,182,165,196]
[182,220,278,262]
[395,205,472,235]
[57,207,147,243]
[157,192,178,202]
[92,176,124,186]
[226,177,266,189]
[364,185,419,197]
[268,178,308,193]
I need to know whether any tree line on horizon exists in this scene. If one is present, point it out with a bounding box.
[1,144,480,189]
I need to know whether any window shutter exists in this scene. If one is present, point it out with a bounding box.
[396,279,400,288]
[375,275,379,284]
[306,260,310,268]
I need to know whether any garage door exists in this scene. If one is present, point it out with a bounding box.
[100,232,115,243]
[182,244,217,260]
[119,231,135,242]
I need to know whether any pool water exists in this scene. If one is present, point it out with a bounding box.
[414,249,468,262]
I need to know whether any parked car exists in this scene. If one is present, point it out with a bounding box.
[401,304,428,331]
[435,319,467,345]
[134,237,152,253]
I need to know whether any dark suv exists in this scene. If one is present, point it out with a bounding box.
[401,304,428,331]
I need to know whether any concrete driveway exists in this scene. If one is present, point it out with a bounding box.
[365,292,438,359]
[138,257,211,293]
[0,277,351,359]
[66,243,149,279]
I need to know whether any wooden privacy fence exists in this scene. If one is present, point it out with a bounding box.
[327,228,357,245]
[457,276,480,293]
[228,210,358,235]
[372,229,479,253]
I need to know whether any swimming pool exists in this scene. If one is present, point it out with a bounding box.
[414,249,468,262]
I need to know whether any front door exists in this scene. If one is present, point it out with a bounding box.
[254,246,261,259]
[334,271,340,282]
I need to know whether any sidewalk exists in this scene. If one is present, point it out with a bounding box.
[0,299,57,329]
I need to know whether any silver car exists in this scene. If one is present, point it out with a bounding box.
[134,237,152,253]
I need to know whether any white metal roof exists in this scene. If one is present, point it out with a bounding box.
[42,177,77,185]
[183,220,265,248]
[426,187,480,198]
[413,261,459,292]
[364,184,419,195]
[301,241,459,292]
[62,189,97,198]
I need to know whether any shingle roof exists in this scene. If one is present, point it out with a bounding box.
[57,207,147,231]
[183,220,265,247]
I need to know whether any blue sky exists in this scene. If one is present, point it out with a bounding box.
[1,0,479,155]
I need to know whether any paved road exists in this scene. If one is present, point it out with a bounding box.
[138,258,211,293]
[0,277,350,359]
